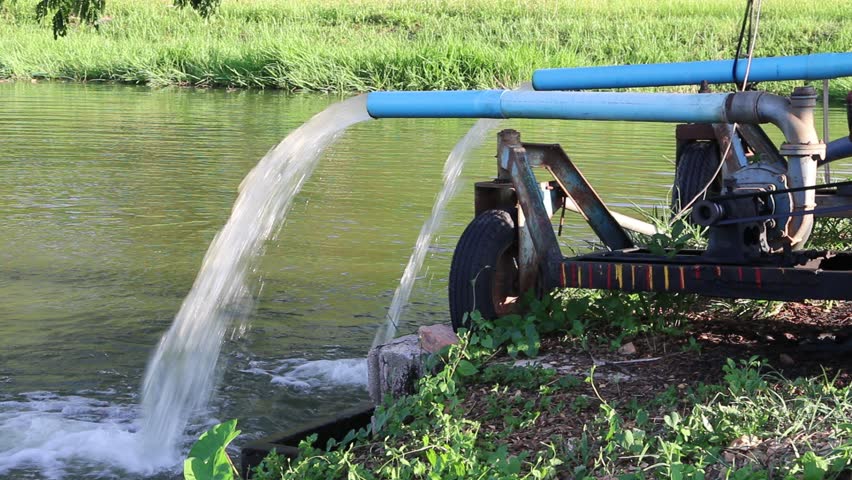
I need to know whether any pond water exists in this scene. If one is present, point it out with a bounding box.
[0,82,848,478]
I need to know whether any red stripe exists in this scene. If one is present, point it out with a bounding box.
[607,264,612,289]
[737,267,743,282]
[755,268,761,288]
[588,265,594,289]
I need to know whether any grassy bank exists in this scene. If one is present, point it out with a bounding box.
[243,293,852,479]
[193,292,852,479]
[1,0,850,95]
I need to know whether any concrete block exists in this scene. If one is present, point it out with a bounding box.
[367,334,425,404]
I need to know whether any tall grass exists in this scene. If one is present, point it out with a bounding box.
[1,0,850,94]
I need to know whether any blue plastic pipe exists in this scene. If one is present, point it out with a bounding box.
[826,137,852,163]
[532,52,852,91]
[367,90,730,123]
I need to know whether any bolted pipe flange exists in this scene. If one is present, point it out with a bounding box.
[790,86,818,108]
[779,142,826,159]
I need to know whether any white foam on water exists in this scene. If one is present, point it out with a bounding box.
[0,393,181,479]
[243,358,367,392]
[373,117,502,347]
[139,95,372,458]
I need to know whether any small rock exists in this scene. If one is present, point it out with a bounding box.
[418,324,458,354]
[729,434,760,449]
[617,342,637,355]
[514,357,554,369]
[779,353,795,365]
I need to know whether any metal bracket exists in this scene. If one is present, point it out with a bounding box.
[525,143,634,251]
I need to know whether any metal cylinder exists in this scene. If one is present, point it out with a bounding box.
[532,52,852,91]
[692,201,725,227]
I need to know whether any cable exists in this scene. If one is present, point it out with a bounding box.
[669,0,763,226]
[741,0,763,88]
[732,0,754,88]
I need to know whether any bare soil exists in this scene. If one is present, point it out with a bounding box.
[462,301,852,459]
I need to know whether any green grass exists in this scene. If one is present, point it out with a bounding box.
[564,358,852,479]
[240,325,852,479]
[1,0,851,95]
[187,286,852,479]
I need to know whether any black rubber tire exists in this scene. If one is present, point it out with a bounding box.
[448,209,519,332]
[671,141,722,215]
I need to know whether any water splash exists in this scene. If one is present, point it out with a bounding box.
[242,358,368,392]
[373,118,501,347]
[139,95,372,456]
[0,393,178,479]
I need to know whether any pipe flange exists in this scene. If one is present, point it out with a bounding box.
[779,142,825,159]
[790,86,818,108]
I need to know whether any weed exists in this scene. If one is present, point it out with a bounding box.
[184,419,241,480]
[809,216,852,251]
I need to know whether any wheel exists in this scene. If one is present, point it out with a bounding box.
[448,209,520,332]
[671,141,722,215]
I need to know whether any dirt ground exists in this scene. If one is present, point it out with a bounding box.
[462,300,852,459]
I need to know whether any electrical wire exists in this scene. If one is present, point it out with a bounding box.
[669,0,763,226]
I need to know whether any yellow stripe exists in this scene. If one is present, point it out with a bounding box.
[663,266,670,291]
[578,266,582,286]
[648,267,654,289]
[630,265,636,288]
[615,264,623,289]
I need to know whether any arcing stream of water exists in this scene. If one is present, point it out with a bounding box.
[140,90,500,462]
[373,83,534,344]
[139,95,372,456]
[373,118,501,347]
[141,93,501,461]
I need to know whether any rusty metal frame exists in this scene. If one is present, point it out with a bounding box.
[493,129,637,292]
[497,133,563,293]
[526,142,635,251]
[479,128,852,304]
[559,250,852,301]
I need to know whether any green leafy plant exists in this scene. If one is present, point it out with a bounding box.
[31,0,221,38]
[184,419,241,480]
[642,215,708,258]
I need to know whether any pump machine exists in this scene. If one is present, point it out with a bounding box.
[366,53,852,330]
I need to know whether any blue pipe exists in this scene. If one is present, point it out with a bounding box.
[532,52,852,91]
[825,136,852,163]
[367,90,730,123]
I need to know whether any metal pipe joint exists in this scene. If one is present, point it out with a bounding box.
[723,88,821,247]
